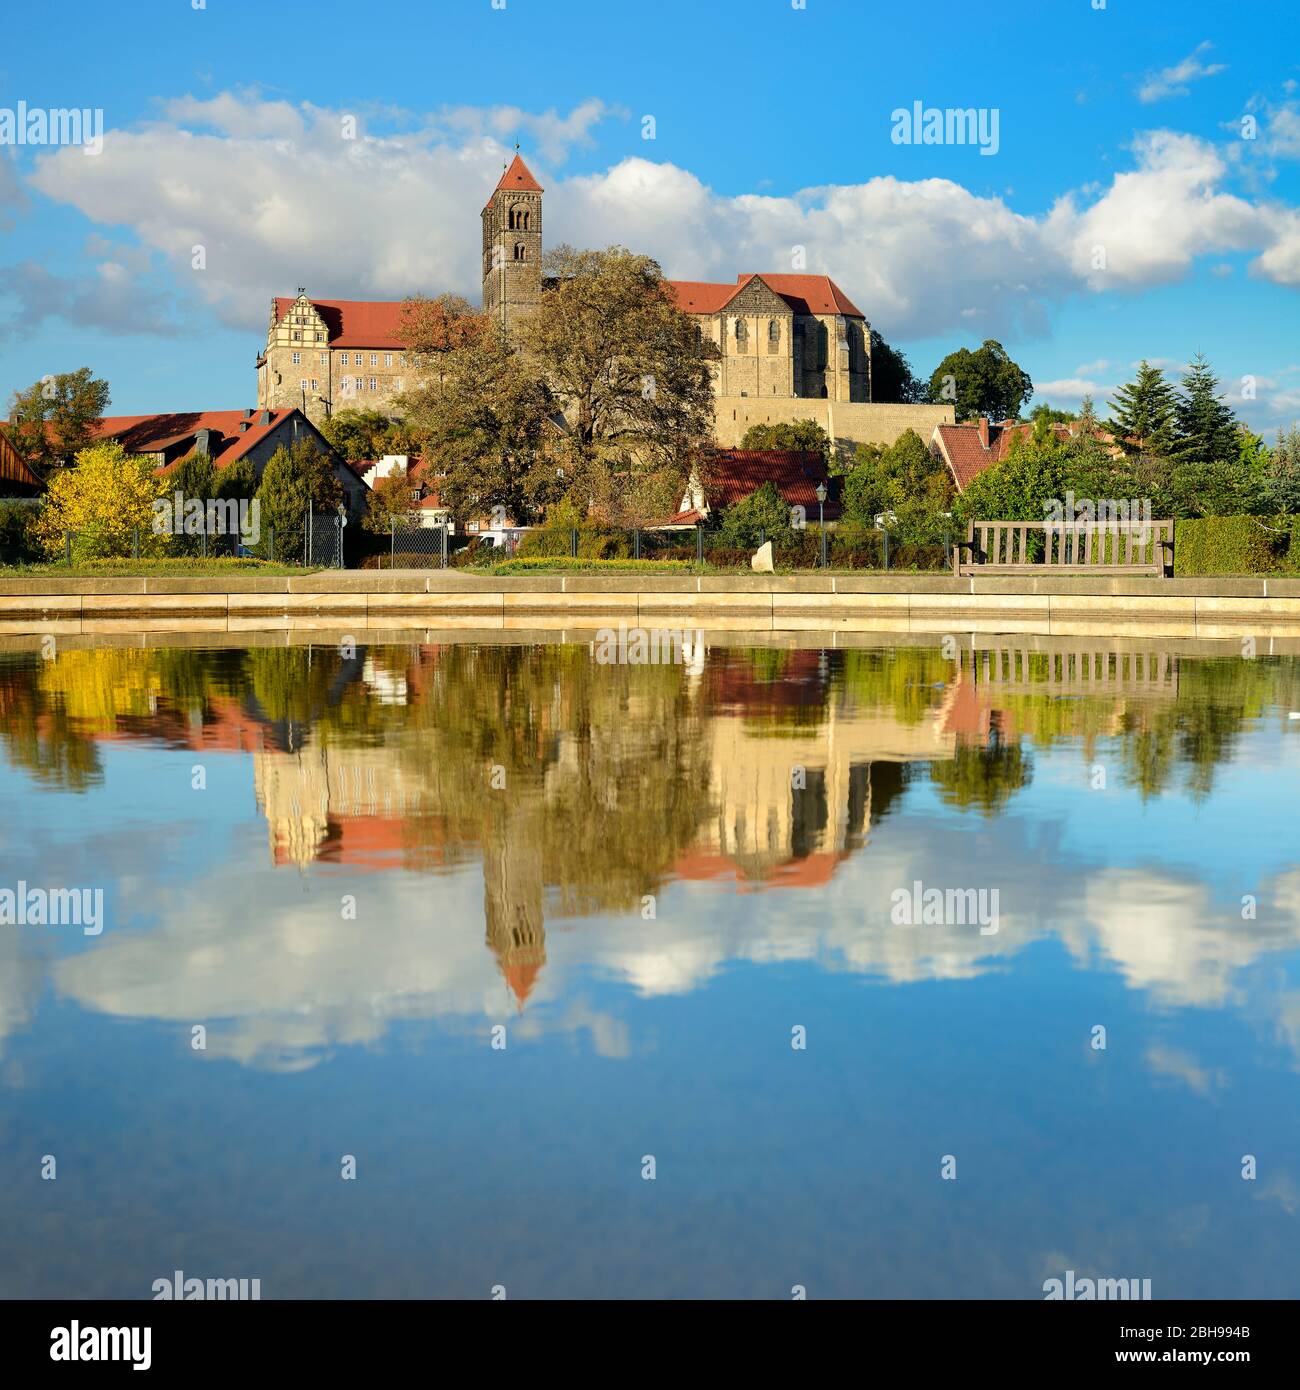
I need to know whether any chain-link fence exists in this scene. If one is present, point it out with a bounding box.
[304,510,345,568]
[383,520,450,569]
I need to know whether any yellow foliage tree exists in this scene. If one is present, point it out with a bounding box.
[33,440,172,561]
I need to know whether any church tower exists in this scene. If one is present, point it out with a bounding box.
[481,151,544,337]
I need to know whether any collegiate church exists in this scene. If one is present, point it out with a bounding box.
[257,154,947,449]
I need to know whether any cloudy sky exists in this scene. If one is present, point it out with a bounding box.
[3,0,1300,432]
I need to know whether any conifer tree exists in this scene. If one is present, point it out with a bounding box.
[1107,361,1177,455]
[1172,353,1240,465]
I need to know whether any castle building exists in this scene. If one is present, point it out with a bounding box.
[259,152,952,448]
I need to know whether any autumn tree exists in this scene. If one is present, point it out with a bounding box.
[33,440,169,560]
[364,468,420,534]
[7,367,110,477]
[398,316,558,525]
[520,245,715,501]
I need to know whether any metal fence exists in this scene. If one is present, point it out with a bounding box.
[304,510,345,568]
[386,520,449,569]
[481,523,955,572]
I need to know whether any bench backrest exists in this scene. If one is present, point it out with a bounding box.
[963,518,1173,571]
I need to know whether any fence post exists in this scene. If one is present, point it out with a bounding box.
[201,529,207,560]
[65,532,72,567]
[570,527,578,558]
[944,531,951,570]
[391,518,396,568]
[132,526,139,561]
[696,523,704,569]
[441,524,448,569]
[821,525,828,570]
[883,527,890,571]
[268,526,275,564]
[634,528,640,560]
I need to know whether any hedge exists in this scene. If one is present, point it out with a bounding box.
[0,499,44,564]
[1172,516,1285,576]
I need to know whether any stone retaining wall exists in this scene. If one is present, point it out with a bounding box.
[3,574,1300,638]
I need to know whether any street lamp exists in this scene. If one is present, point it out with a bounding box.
[815,482,828,568]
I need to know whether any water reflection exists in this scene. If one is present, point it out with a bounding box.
[2,635,1299,1296]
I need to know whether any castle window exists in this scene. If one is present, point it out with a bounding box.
[768,319,780,352]
[311,379,318,390]
[370,353,378,367]
[292,330,301,342]
[514,242,527,261]
[300,379,308,390]
[315,333,323,343]
[369,377,377,391]
[734,318,747,347]
[385,353,393,367]
[319,353,327,366]
[291,351,301,364]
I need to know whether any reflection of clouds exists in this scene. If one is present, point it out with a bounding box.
[0,932,44,1062]
[40,808,1300,1073]
[1145,1044,1225,1096]
[53,866,540,1071]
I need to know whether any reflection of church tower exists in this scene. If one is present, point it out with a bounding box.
[481,152,543,339]
[483,818,546,1010]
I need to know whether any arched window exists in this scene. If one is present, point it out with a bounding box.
[514,243,527,261]
[768,319,781,352]
[734,318,747,348]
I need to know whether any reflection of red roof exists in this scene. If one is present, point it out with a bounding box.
[666,272,864,318]
[273,297,405,349]
[502,959,542,1008]
[707,648,826,713]
[673,848,842,891]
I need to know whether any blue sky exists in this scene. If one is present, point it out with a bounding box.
[3,0,1300,432]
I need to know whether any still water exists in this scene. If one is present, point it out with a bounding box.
[1,634,1298,1299]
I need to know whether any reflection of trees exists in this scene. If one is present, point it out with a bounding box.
[396,644,709,918]
[929,732,1032,817]
[1117,657,1300,801]
[0,657,102,790]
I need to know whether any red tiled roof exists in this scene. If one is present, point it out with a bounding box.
[665,272,864,319]
[698,449,842,518]
[273,297,406,349]
[933,423,998,492]
[750,273,864,318]
[91,409,303,471]
[496,153,543,196]
[0,424,44,492]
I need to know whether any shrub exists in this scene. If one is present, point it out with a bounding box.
[0,500,44,564]
[1172,516,1282,575]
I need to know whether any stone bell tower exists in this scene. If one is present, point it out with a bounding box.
[481,150,544,338]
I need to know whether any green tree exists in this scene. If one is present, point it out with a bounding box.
[955,418,1072,522]
[928,340,1032,422]
[717,481,792,548]
[215,457,258,502]
[319,409,407,462]
[739,419,831,461]
[1029,402,1075,425]
[399,317,556,525]
[364,468,419,534]
[1172,354,1241,466]
[869,329,926,404]
[6,367,110,477]
[166,452,218,555]
[254,443,311,560]
[1264,426,1300,513]
[1107,360,1177,455]
[843,429,953,533]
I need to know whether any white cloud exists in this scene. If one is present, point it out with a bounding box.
[10,92,1300,349]
[1137,42,1226,104]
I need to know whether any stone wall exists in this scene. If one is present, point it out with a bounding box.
[711,397,955,457]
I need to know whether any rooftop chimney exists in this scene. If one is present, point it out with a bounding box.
[258,409,272,426]
[976,416,990,449]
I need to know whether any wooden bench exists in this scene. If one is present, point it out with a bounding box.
[953,519,1174,577]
